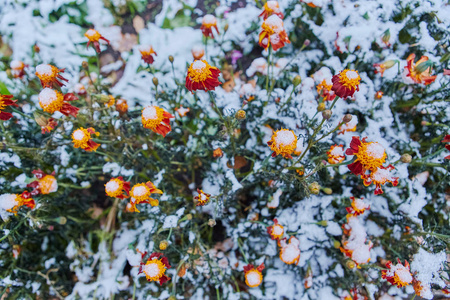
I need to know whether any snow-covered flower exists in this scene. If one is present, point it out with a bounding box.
[175,106,190,117]
[105,177,130,199]
[84,28,110,53]
[10,60,27,79]
[327,144,345,164]
[141,105,174,137]
[346,136,387,176]
[116,98,128,114]
[259,1,284,20]
[243,263,264,288]
[259,15,290,51]
[331,69,361,99]
[27,169,58,195]
[0,192,35,214]
[346,196,370,218]
[279,236,301,265]
[139,252,171,285]
[267,129,297,159]
[35,64,68,88]
[185,60,221,92]
[316,79,336,101]
[213,148,223,158]
[373,60,396,77]
[71,127,100,152]
[362,165,399,195]
[381,259,413,288]
[200,15,219,39]
[139,45,157,64]
[404,54,436,85]
[191,45,205,60]
[339,114,358,134]
[267,218,284,240]
[128,181,162,212]
[195,188,211,206]
[38,88,79,117]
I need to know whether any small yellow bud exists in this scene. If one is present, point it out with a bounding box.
[317,103,326,112]
[58,217,67,225]
[186,214,193,220]
[316,220,328,227]
[235,110,246,120]
[322,188,332,195]
[168,55,174,63]
[293,75,302,87]
[333,240,341,249]
[400,154,412,163]
[82,61,89,70]
[308,182,320,195]
[208,219,216,227]
[346,260,356,269]
[159,240,169,250]
[152,77,159,86]
[224,23,229,32]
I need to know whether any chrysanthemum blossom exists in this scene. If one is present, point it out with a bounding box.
[195,188,211,206]
[139,252,171,285]
[279,236,300,265]
[175,106,190,117]
[128,181,162,212]
[362,165,399,195]
[116,98,128,114]
[327,144,345,164]
[413,279,433,299]
[316,79,336,101]
[200,14,219,39]
[243,263,265,288]
[139,45,157,64]
[346,196,370,218]
[0,192,35,214]
[331,69,361,99]
[39,117,58,134]
[185,60,221,92]
[259,15,290,51]
[267,219,284,240]
[141,105,174,137]
[35,64,68,88]
[0,94,18,121]
[267,129,297,159]
[259,1,284,20]
[382,259,413,288]
[38,88,79,117]
[11,60,27,78]
[346,136,386,176]
[27,169,58,195]
[340,217,372,267]
[85,29,110,53]
[71,127,100,152]
[339,114,358,134]
[404,54,436,85]
[105,177,131,199]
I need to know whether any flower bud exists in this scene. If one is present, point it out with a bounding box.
[152,77,159,86]
[82,61,89,70]
[58,217,67,225]
[303,39,311,47]
[168,296,177,300]
[168,55,174,63]
[400,153,412,163]
[293,75,302,87]
[186,214,193,220]
[308,182,320,195]
[382,29,390,45]
[322,187,332,195]
[317,103,326,112]
[346,260,356,269]
[343,114,352,123]
[383,60,396,69]
[316,220,328,227]
[159,240,169,250]
[415,60,433,74]
[33,112,48,126]
[224,23,229,32]
[235,110,246,120]
[208,219,216,227]
[333,240,341,249]
[322,109,332,120]
[33,44,40,53]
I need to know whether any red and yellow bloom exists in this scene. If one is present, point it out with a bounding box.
[259,15,290,51]
[27,169,58,195]
[316,79,336,101]
[327,144,345,164]
[35,64,68,88]
[195,188,211,206]
[243,263,265,288]
[200,15,219,39]
[141,105,174,137]
[404,54,436,85]
[279,236,300,265]
[71,127,100,152]
[0,192,35,214]
[0,94,18,121]
[362,165,399,195]
[331,69,361,99]
[267,219,284,240]
[128,181,162,212]
[105,177,131,199]
[139,252,171,285]
[38,88,79,117]
[381,259,413,288]
[10,60,27,79]
[259,1,284,20]
[185,60,221,92]
[139,46,157,64]
[85,29,110,53]
[267,129,297,159]
[345,136,386,176]
[346,196,370,218]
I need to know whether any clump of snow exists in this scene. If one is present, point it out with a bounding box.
[365,143,385,159]
[35,64,53,76]
[142,106,157,120]
[38,88,58,106]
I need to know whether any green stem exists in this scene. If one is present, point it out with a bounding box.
[237,238,249,264]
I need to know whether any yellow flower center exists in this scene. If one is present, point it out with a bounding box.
[142,106,165,129]
[130,183,151,202]
[338,69,361,89]
[39,175,58,194]
[72,128,91,149]
[202,14,217,27]
[245,270,263,288]
[38,88,64,113]
[85,29,101,42]
[143,259,166,281]
[188,60,213,83]
[355,141,386,171]
[105,178,124,198]
[262,15,283,34]
[0,98,6,111]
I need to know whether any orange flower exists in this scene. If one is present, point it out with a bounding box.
[259,1,284,20]
[185,60,221,92]
[141,105,174,137]
[316,79,336,101]
[71,127,100,152]
[105,95,115,108]
[267,218,284,240]
[84,28,110,53]
[304,266,313,289]
[381,259,413,288]
[39,117,58,134]
[191,45,205,60]
[38,88,79,117]
[413,279,432,299]
[200,14,219,39]
[0,94,18,121]
[243,263,265,288]
[267,129,297,159]
[116,98,128,114]
[279,236,300,265]
[128,181,162,212]
[327,144,345,164]
[213,148,223,158]
[346,136,386,176]
[362,165,399,195]
[375,91,383,99]
[373,60,396,77]
[139,252,171,285]
[35,64,68,88]
[331,69,361,99]
[139,46,157,64]
[345,196,370,218]
[105,177,131,199]
[175,106,190,117]
[404,54,436,85]
[10,60,27,79]
[0,192,35,214]
[259,15,290,51]
[195,189,211,206]
[27,169,58,195]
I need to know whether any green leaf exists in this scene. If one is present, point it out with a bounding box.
[0,81,11,95]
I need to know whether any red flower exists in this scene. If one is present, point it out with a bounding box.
[442,134,450,160]
[381,259,413,288]
[362,165,399,195]
[346,136,386,176]
[35,64,68,88]
[404,54,436,85]
[243,263,265,288]
[185,60,221,92]
[259,1,284,20]
[200,15,219,39]
[331,69,361,99]
[85,29,110,53]
[27,169,58,196]
[259,15,290,51]
[139,46,157,64]
[38,88,79,118]
[139,252,171,285]
[105,177,131,199]
[0,94,18,121]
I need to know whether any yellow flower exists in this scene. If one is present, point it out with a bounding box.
[128,182,163,212]
[195,189,211,206]
[141,106,174,137]
[71,127,100,152]
[267,129,297,159]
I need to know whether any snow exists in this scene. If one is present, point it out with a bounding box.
[365,143,385,159]
[245,270,262,286]
[192,60,206,70]
[274,130,295,146]
[72,129,85,141]
[35,64,53,76]
[105,180,120,193]
[163,215,179,229]
[142,106,157,120]
[38,88,58,106]
[202,14,216,25]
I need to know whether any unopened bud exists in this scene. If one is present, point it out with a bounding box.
[58,217,67,225]
[168,296,177,300]
[317,103,326,112]
[303,39,311,47]
[382,60,396,69]
[293,75,302,87]
[343,114,352,123]
[322,188,332,195]
[33,112,47,126]
[400,153,412,163]
[208,219,216,227]
[382,29,390,44]
[224,23,229,32]
[159,240,169,250]
[421,120,431,126]
[152,77,159,86]
[33,44,40,53]
[186,214,193,220]
[333,240,341,249]
[346,260,356,269]
[168,55,174,63]
[316,220,328,227]
[415,60,433,74]
[322,109,332,120]
[82,61,89,70]
[235,110,246,120]
[308,182,320,195]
